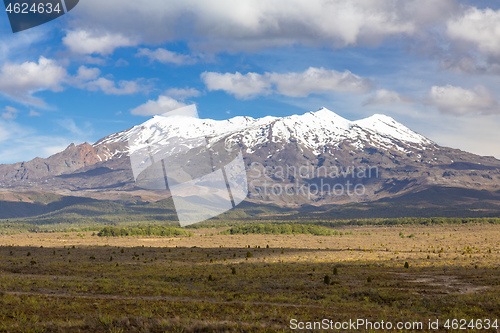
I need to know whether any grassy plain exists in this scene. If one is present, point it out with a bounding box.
[0,223,499,332]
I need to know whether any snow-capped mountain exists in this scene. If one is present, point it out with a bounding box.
[1,108,500,206]
[96,107,433,158]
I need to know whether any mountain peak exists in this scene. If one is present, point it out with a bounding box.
[353,114,431,145]
[311,107,344,117]
[364,113,395,122]
[315,106,331,113]
[307,107,351,126]
[98,107,434,157]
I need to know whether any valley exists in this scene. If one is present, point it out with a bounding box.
[0,223,499,332]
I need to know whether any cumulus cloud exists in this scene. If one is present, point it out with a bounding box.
[447,8,500,58]
[74,65,101,82]
[71,66,146,95]
[63,29,137,55]
[269,68,373,97]
[165,88,201,100]
[85,77,144,95]
[137,48,196,65]
[427,85,499,115]
[67,0,460,52]
[202,72,271,99]
[202,67,372,99]
[363,89,413,106]
[0,57,67,107]
[441,7,500,73]
[131,95,187,116]
[0,58,147,107]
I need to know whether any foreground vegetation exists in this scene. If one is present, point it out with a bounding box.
[97,225,193,237]
[2,215,500,236]
[1,191,500,236]
[220,223,350,236]
[0,223,499,332]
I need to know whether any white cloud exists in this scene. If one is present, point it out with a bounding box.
[63,29,137,55]
[70,66,146,95]
[441,7,500,73]
[202,67,372,99]
[0,59,143,106]
[85,77,144,95]
[427,85,499,115]
[447,8,500,58]
[363,89,413,106]
[202,72,271,99]
[75,66,101,82]
[269,67,373,97]
[2,106,20,119]
[0,57,67,107]
[69,0,459,52]
[137,48,196,65]
[131,95,187,116]
[165,88,201,100]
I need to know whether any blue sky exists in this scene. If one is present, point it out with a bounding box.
[1,0,500,163]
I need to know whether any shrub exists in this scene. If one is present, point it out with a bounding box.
[97,225,193,237]
[333,267,338,275]
[220,223,344,236]
[404,262,409,269]
[324,275,331,285]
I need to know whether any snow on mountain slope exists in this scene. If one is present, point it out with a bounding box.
[353,114,432,145]
[96,107,434,157]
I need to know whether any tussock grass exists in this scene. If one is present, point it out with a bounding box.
[0,223,499,331]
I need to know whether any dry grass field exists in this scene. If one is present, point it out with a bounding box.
[0,223,499,332]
